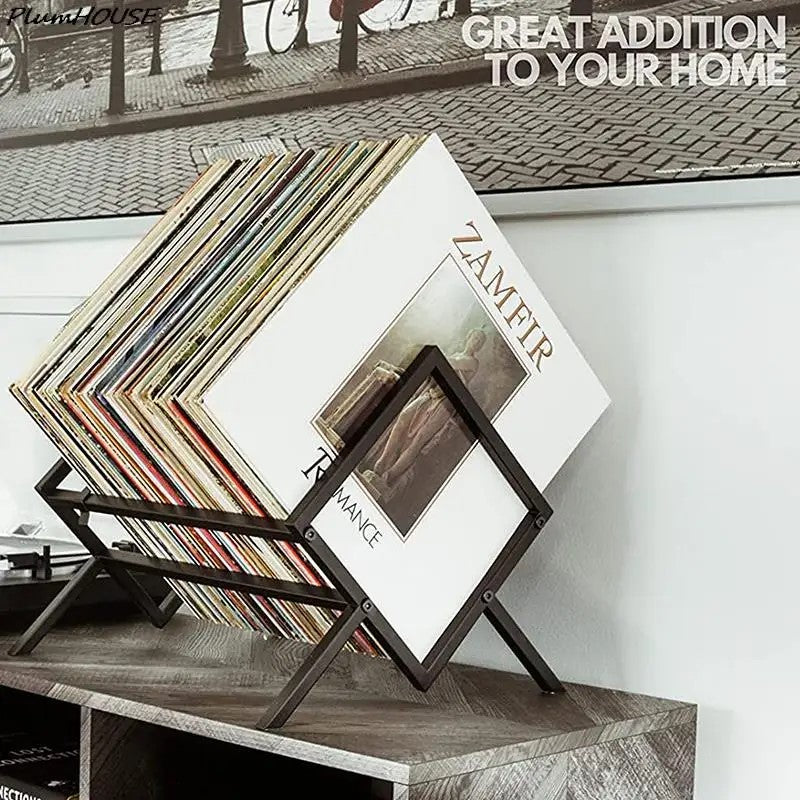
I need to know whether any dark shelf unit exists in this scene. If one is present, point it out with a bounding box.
[0,683,384,800]
[0,686,80,800]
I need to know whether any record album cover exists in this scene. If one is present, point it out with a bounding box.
[12,133,608,657]
[205,134,609,659]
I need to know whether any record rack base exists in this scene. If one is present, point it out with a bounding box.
[0,616,698,800]
[10,345,564,729]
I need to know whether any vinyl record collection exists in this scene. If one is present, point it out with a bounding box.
[10,137,423,654]
[11,133,608,658]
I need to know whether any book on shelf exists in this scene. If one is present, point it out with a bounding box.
[11,133,609,660]
[0,731,79,800]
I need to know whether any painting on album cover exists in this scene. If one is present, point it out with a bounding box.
[314,253,528,540]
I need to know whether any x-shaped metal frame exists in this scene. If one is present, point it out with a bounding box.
[10,346,564,728]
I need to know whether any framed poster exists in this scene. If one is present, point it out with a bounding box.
[0,0,798,225]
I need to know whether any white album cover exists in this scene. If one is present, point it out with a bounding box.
[205,135,609,661]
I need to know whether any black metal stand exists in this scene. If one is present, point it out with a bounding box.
[9,346,564,728]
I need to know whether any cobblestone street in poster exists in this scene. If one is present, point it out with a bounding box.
[0,0,798,222]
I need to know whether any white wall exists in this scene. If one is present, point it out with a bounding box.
[1,202,799,800]
[459,203,800,800]
[0,233,142,542]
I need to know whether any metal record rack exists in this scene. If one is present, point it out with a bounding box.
[9,345,565,728]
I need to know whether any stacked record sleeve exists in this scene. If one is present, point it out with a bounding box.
[10,136,424,654]
[10,133,608,658]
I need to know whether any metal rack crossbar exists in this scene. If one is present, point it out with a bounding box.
[9,345,564,728]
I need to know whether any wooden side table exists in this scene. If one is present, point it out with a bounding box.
[0,616,696,799]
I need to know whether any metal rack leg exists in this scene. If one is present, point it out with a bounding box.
[484,597,565,694]
[158,590,183,623]
[37,463,180,631]
[100,561,178,628]
[8,558,104,656]
[257,605,367,730]
[49,508,173,629]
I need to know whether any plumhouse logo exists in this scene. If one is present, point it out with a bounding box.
[4,5,162,27]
